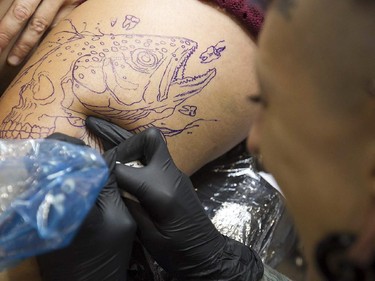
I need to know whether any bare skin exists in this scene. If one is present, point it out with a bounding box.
[0,0,258,279]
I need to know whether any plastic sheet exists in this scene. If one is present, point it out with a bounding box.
[0,139,108,270]
[192,142,297,267]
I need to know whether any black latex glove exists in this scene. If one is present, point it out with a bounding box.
[86,117,264,281]
[37,132,136,281]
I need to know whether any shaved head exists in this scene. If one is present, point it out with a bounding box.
[250,0,375,278]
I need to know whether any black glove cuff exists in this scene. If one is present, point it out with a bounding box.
[181,236,264,281]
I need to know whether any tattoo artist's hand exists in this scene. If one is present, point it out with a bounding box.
[37,132,136,281]
[0,0,86,66]
[86,117,264,281]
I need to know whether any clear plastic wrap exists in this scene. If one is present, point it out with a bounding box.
[0,139,109,270]
[192,142,297,267]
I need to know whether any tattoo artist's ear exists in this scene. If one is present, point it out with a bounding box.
[346,93,375,268]
[47,132,86,146]
[347,200,375,268]
[348,149,375,265]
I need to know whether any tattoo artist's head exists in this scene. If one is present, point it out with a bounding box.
[247,0,375,279]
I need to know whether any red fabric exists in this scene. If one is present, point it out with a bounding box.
[211,0,264,39]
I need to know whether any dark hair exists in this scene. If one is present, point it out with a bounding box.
[249,0,273,11]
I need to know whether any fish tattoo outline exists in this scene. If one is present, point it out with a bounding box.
[1,16,223,142]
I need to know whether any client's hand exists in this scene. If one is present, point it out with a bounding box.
[86,117,264,281]
[37,132,136,281]
[0,0,86,66]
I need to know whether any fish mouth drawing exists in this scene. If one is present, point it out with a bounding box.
[158,43,216,102]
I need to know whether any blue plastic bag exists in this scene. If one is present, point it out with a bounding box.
[0,139,109,270]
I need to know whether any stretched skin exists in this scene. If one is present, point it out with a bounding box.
[0,0,257,174]
[0,0,258,280]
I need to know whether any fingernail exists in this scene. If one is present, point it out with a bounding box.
[8,56,21,66]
